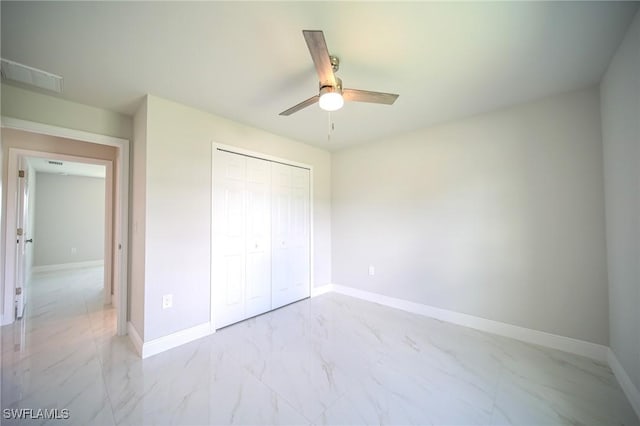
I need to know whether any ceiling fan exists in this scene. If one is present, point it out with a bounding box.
[279,30,399,116]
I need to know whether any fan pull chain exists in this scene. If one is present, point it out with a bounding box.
[327,112,335,142]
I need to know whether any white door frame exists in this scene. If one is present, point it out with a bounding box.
[210,142,314,330]
[1,117,130,336]
[15,156,29,319]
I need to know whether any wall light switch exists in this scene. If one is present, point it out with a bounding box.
[162,294,173,309]
[71,247,77,254]
[369,265,375,276]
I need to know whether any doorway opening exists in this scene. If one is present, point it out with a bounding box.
[19,157,110,320]
[1,118,130,335]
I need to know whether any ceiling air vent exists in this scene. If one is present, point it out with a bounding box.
[1,58,63,93]
[48,161,63,166]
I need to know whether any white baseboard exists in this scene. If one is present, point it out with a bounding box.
[33,260,104,273]
[608,348,640,419]
[329,284,609,363]
[128,321,214,359]
[311,284,334,297]
[127,322,144,356]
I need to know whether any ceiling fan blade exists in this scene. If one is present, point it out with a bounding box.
[343,88,399,105]
[279,95,320,116]
[303,30,336,88]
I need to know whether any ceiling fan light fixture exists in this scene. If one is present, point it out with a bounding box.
[319,91,344,111]
[319,82,344,111]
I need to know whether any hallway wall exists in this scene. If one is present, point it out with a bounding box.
[34,172,106,267]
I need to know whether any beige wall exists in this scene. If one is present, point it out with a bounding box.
[1,128,118,163]
[332,87,609,345]
[135,95,331,341]
[601,10,640,392]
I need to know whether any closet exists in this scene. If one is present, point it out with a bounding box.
[212,148,310,329]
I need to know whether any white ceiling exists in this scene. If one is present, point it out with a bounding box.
[2,2,638,150]
[28,157,106,179]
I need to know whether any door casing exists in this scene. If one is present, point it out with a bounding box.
[15,156,30,319]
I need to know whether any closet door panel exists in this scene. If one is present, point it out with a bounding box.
[271,163,292,309]
[290,167,311,301]
[244,157,272,317]
[271,164,310,308]
[212,151,247,328]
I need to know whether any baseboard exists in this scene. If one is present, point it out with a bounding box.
[311,284,334,297]
[329,284,609,363]
[131,322,214,359]
[33,260,104,273]
[127,322,144,356]
[608,348,640,419]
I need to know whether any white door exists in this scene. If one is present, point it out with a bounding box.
[212,148,310,327]
[289,167,311,302]
[244,157,272,318]
[271,163,310,309]
[15,160,31,319]
[212,151,273,328]
[212,151,247,328]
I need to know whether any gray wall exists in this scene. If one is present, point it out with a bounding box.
[1,83,132,140]
[34,173,106,266]
[332,87,608,345]
[601,10,640,392]
[130,98,148,337]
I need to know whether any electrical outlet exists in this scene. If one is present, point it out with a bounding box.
[369,265,375,276]
[162,294,173,309]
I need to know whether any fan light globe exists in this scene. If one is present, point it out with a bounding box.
[319,92,344,111]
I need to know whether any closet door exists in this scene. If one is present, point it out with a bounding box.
[212,151,272,328]
[212,150,247,328]
[213,149,310,328]
[244,157,272,318]
[271,163,310,309]
[289,167,311,302]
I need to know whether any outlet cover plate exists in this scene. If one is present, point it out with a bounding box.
[162,294,173,309]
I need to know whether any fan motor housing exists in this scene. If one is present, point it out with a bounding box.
[320,77,343,95]
[330,55,340,73]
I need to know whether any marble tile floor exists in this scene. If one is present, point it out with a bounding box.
[1,267,638,426]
